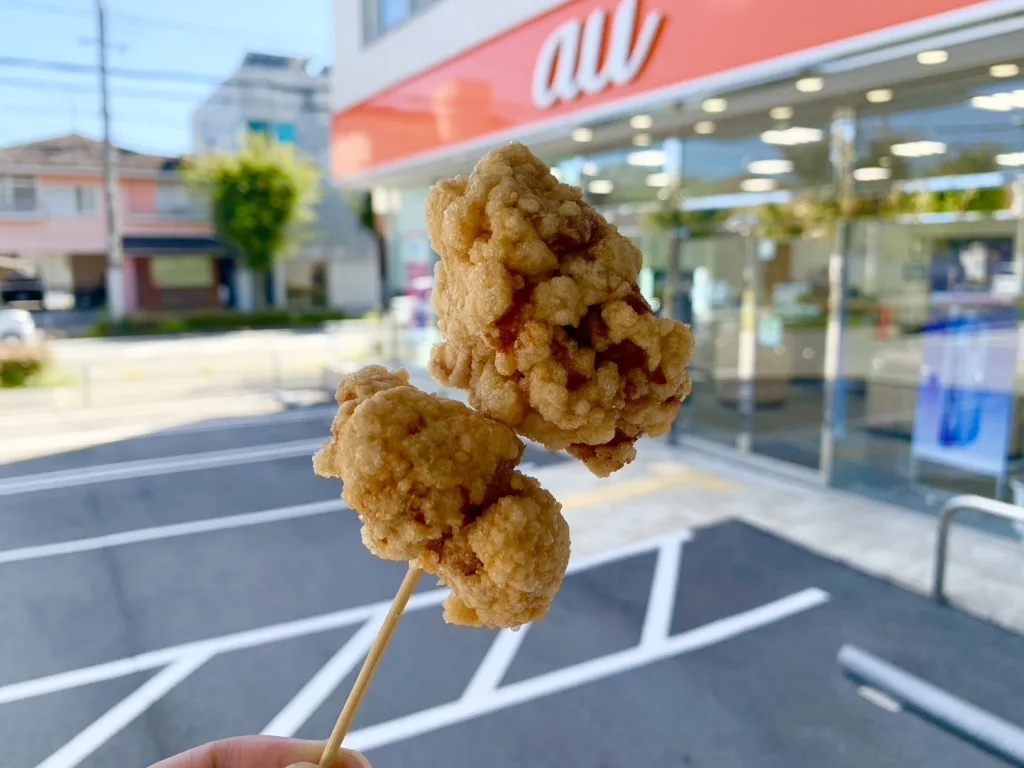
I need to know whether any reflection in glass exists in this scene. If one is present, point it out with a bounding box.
[832,69,1023,527]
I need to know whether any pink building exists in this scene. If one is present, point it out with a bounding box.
[0,134,225,313]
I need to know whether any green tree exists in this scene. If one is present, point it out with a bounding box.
[185,133,321,306]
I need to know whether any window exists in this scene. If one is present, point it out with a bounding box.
[247,121,296,144]
[274,123,297,144]
[0,176,38,212]
[363,0,438,43]
[379,0,410,31]
[75,185,97,215]
[156,183,199,216]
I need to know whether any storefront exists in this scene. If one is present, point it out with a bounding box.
[122,236,230,313]
[331,0,1024,517]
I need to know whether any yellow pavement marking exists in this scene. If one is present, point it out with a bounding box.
[560,462,737,511]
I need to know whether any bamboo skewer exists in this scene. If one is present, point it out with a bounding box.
[319,565,423,767]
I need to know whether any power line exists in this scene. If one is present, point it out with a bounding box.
[0,55,225,83]
[0,75,330,112]
[0,56,331,98]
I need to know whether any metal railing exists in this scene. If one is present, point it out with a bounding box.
[932,494,1024,604]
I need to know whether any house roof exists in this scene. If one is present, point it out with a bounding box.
[0,133,181,172]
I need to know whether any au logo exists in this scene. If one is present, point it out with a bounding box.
[531,0,663,109]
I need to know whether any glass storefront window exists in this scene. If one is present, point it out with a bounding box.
[833,70,1024,530]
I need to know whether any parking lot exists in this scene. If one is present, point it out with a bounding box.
[0,407,1022,767]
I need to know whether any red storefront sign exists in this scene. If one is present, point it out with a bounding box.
[331,0,990,179]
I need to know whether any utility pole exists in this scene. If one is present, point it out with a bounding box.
[96,0,125,321]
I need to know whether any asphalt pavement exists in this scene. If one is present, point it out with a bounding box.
[0,407,1022,768]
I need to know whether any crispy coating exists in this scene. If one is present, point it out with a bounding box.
[314,366,570,629]
[426,142,694,477]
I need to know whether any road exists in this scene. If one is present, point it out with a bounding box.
[0,407,1022,767]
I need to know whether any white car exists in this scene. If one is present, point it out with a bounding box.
[0,308,37,345]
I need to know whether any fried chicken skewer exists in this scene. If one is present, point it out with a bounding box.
[313,143,693,764]
[313,366,570,764]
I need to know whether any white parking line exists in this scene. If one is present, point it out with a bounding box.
[0,438,324,497]
[261,613,386,738]
[34,651,212,768]
[0,531,692,706]
[461,627,531,702]
[0,590,449,707]
[346,588,830,752]
[640,537,684,647]
[3,530,819,768]
[0,500,347,565]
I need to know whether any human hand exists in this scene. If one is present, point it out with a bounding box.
[150,735,371,768]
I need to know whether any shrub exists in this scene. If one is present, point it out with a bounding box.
[0,345,48,388]
[91,309,350,337]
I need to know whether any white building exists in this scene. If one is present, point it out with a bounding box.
[331,0,1024,500]
[193,52,330,169]
[193,52,378,313]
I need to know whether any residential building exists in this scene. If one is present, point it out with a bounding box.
[0,133,378,315]
[331,1,1024,518]
[192,52,379,312]
[192,52,330,169]
[0,133,219,313]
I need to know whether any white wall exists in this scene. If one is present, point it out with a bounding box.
[192,65,330,169]
[328,258,379,312]
[333,0,570,112]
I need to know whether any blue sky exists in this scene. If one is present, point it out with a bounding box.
[0,0,332,156]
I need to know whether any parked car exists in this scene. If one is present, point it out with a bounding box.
[0,308,38,345]
[0,271,44,304]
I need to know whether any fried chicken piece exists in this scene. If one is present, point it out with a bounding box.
[314,366,570,629]
[426,142,694,477]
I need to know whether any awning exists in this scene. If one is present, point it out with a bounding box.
[122,235,226,256]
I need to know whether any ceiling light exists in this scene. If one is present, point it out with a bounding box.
[853,166,891,181]
[890,140,947,157]
[996,152,1024,166]
[971,90,1024,111]
[866,88,893,103]
[632,132,652,147]
[627,149,666,167]
[761,126,824,145]
[747,159,794,175]
[645,172,672,187]
[629,114,653,130]
[694,120,716,134]
[582,160,598,175]
[741,178,777,192]
[588,179,613,194]
[795,76,823,93]
[769,106,793,120]
[702,97,727,113]
[571,127,593,142]
[917,49,948,65]
[991,63,1020,78]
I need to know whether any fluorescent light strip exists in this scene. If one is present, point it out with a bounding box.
[627,150,667,167]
